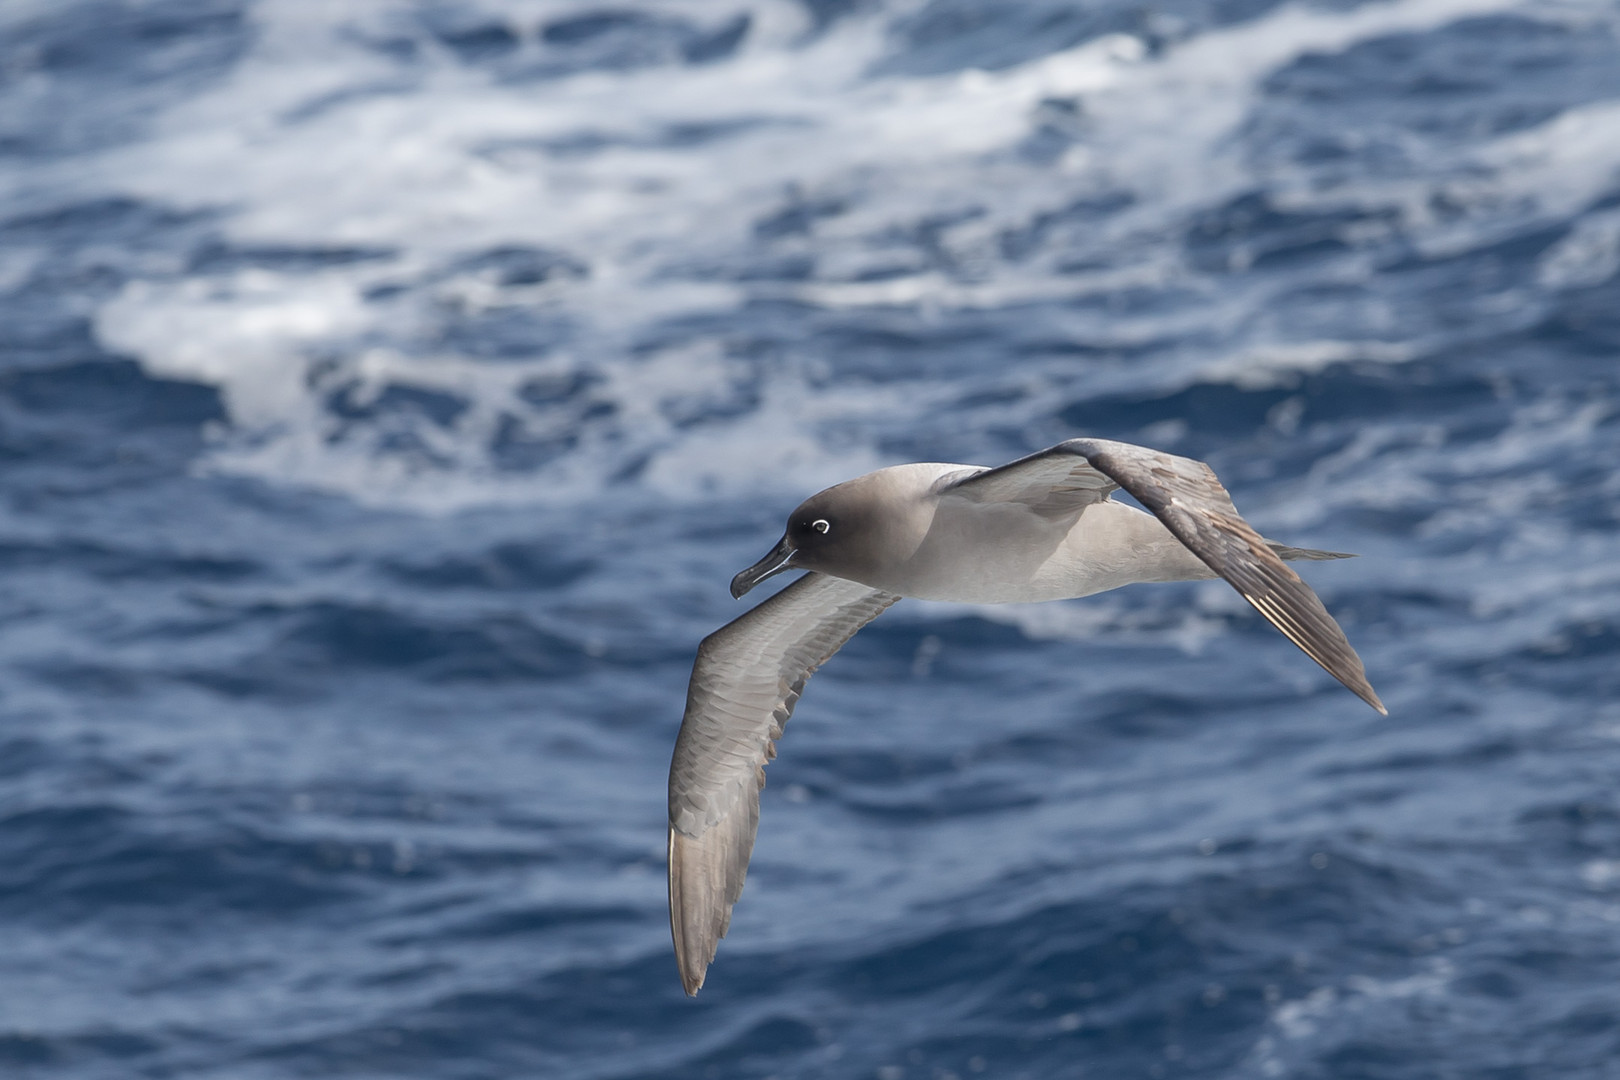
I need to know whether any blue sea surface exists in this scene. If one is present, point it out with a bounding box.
[2,0,1619,1076]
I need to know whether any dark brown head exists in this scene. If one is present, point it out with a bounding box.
[729,475,900,598]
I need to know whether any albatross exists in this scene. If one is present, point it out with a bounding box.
[668,437,1384,995]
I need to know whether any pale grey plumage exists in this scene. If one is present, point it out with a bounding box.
[669,573,898,995]
[669,437,1384,995]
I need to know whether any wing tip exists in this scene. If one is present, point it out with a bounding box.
[1280,638,1389,717]
[670,828,706,996]
[1238,589,1388,717]
[680,966,706,997]
[1333,664,1387,716]
[669,825,735,998]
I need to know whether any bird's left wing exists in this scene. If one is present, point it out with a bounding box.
[936,448,1118,517]
[669,572,899,995]
[943,437,1385,714]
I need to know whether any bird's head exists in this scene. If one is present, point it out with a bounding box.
[729,467,937,597]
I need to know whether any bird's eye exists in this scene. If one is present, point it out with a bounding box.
[811,519,831,535]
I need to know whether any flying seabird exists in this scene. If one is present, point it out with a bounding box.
[668,437,1385,995]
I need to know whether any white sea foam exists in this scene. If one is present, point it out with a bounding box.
[1250,959,1456,1075]
[74,0,1592,510]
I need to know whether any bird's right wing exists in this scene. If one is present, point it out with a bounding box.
[668,572,899,996]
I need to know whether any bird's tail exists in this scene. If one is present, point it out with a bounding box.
[1266,541,1356,562]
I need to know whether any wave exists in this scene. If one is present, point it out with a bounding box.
[39,0,1606,510]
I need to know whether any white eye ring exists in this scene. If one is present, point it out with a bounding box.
[811,519,830,534]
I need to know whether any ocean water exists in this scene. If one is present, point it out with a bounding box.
[1,0,1619,1076]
